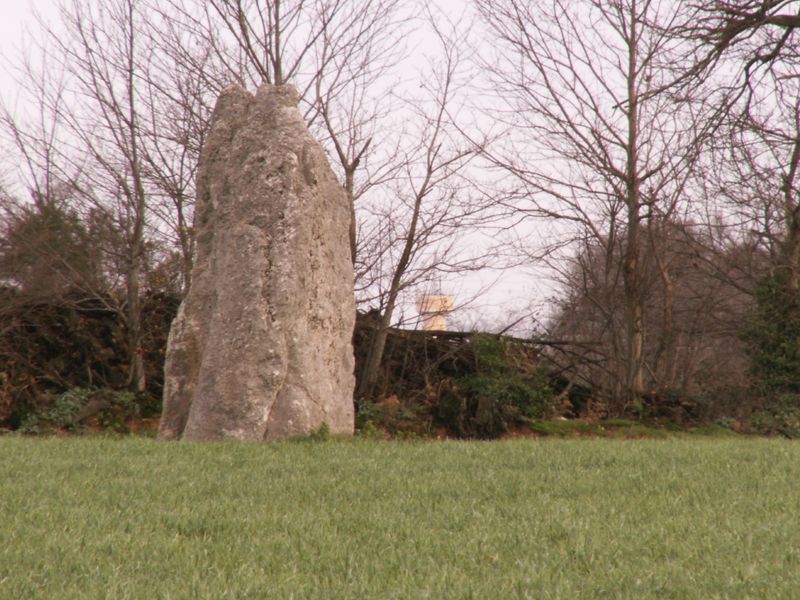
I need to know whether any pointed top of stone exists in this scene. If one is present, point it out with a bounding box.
[256,83,300,106]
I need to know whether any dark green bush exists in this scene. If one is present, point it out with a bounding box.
[436,334,555,439]
[19,387,141,434]
[47,388,89,431]
[0,291,177,429]
[747,394,800,439]
[741,270,800,395]
[96,389,139,433]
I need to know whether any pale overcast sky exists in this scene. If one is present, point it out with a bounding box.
[0,0,45,57]
[0,0,49,111]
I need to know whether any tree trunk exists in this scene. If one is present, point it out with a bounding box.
[344,169,357,265]
[622,228,645,407]
[356,181,427,399]
[176,191,194,291]
[622,2,644,410]
[356,302,396,399]
[126,249,146,392]
[651,228,675,389]
[126,0,146,394]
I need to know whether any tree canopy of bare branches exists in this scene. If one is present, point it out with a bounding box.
[475,0,713,411]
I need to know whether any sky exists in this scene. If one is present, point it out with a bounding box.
[0,0,44,63]
[0,0,51,120]
[0,0,555,334]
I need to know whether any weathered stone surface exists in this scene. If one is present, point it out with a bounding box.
[159,84,355,441]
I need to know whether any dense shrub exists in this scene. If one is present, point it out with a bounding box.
[747,394,800,439]
[741,270,800,395]
[735,269,800,433]
[18,387,142,434]
[0,291,178,429]
[436,334,556,438]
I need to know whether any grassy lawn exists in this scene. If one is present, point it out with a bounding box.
[1,437,798,599]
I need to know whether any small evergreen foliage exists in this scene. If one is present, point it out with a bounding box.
[748,394,800,439]
[308,422,331,442]
[47,388,90,431]
[742,269,800,394]
[0,200,100,296]
[16,413,43,435]
[18,387,140,434]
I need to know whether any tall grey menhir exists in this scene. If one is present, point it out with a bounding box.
[159,85,355,441]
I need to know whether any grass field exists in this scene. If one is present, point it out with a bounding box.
[1,436,798,599]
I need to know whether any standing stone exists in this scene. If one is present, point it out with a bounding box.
[159,84,355,441]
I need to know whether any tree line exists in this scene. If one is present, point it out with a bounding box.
[2,0,800,423]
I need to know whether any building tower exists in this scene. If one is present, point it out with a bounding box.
[415,294,454,331]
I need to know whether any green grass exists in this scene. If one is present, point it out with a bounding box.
[528,418,670,438]
[1,437,799,599]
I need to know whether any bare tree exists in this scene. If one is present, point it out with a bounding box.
[55,0,153,391]
[476,0,710,411]
[134,32,215,289]
[351,12,510,399]
[671,1,800,97]
[549,218,755,414]
[715,63,800,289]
[0,0,162,391]
[0,48,109,328]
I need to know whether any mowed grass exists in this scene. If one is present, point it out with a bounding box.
[1,437,799,599]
